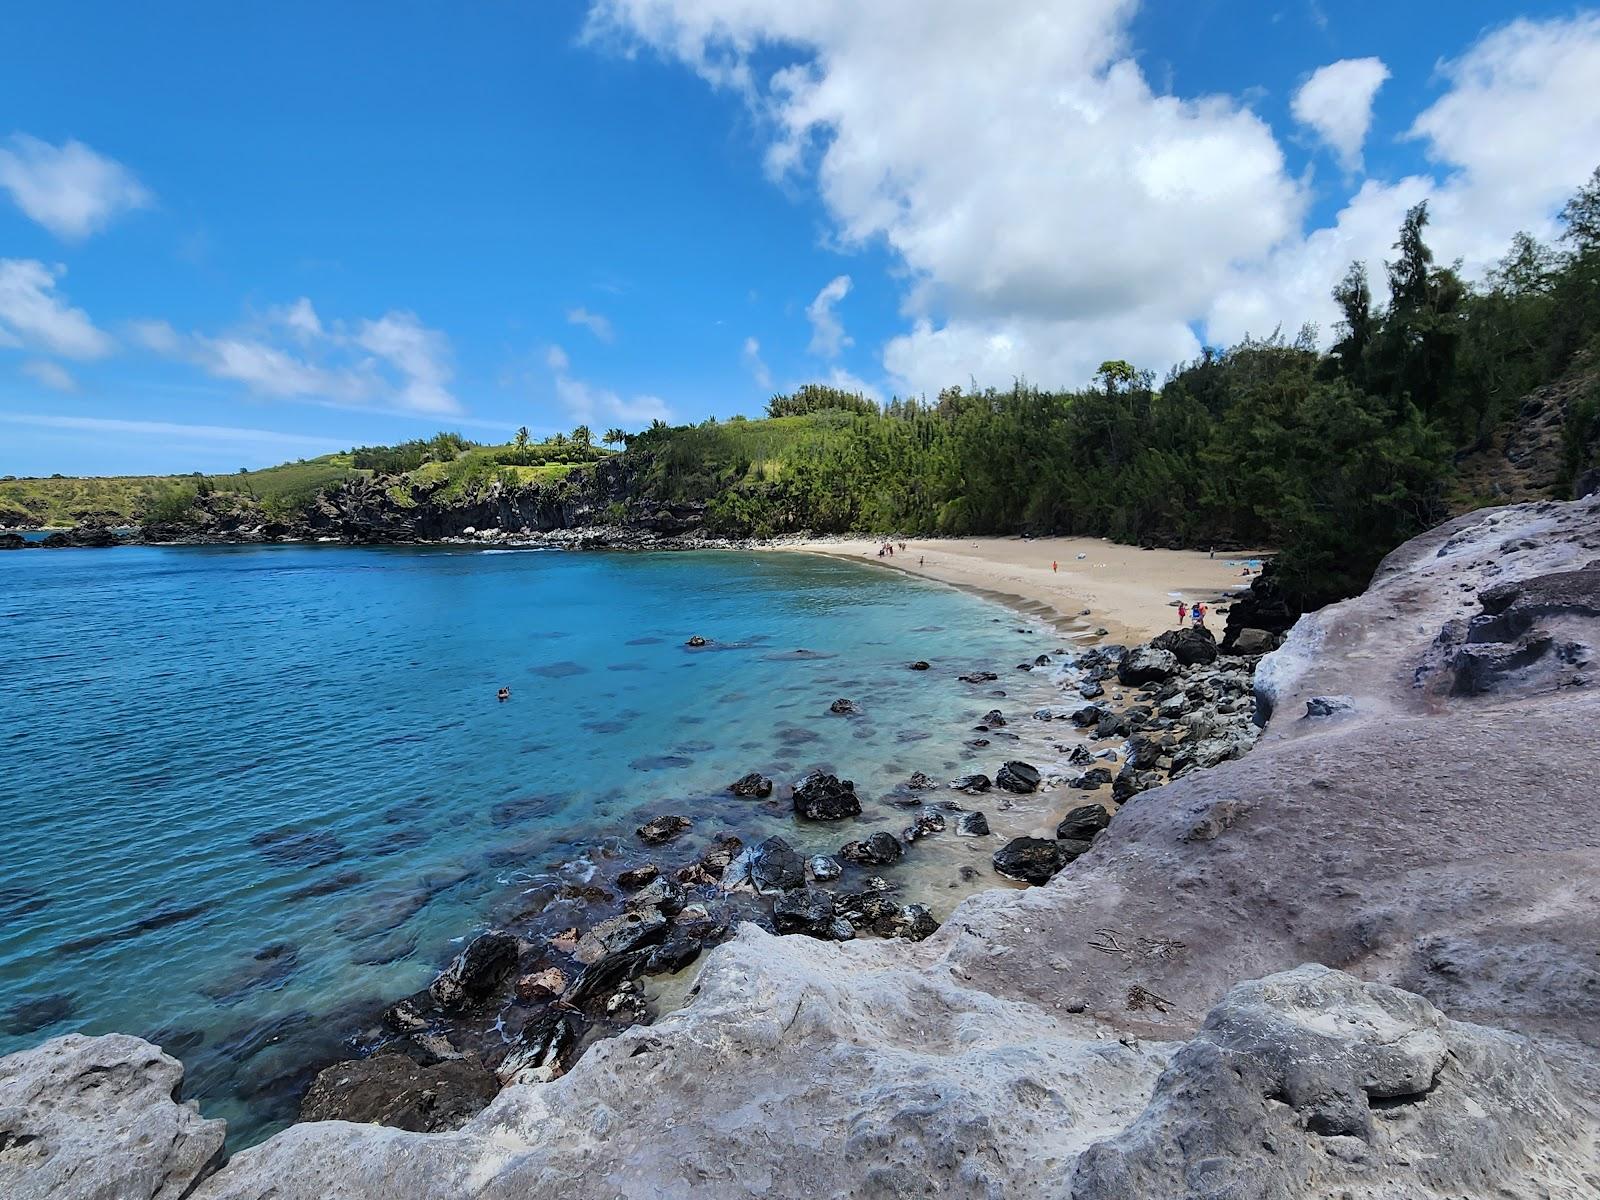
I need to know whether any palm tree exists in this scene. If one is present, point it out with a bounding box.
[602,427,626,447]
[513,426,530,451]
[572,424,593,449]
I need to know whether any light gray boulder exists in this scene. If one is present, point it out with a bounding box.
[0,1033,225,1200]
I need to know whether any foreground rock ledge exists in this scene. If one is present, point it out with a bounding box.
[6,962,1598,1199]
[6,492,1600,1198]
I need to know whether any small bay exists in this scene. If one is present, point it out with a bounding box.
[0,544,1052,1144]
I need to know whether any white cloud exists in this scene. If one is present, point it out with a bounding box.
[141,298,461,415]
[20,359,76,392]
[742,335,772,389]
[0,259,114,358]
[545,348,670,427]
[824,366,881,402]
[567,306,616,342]
[0,135,152,240]
[1210,13,1600,348]
[1292,57,1389,172]
[588,4,1600,387]
[805,274,852,358]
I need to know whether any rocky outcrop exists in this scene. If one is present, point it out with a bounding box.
[298,1051,499,1133]
[0,1033,225,1200]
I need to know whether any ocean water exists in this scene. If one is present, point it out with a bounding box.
[0,543,1070,1143]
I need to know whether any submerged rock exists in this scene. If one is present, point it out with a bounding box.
[905,771,938,790]
[792,772,861,820]
[840,831,904,867]
[950,773,992,794]
[806,854,842,882]
[955,810,991,837]
[901,809,946,842]
[728,772,773,798]
[636,814,692,845]
[828,698,861,715]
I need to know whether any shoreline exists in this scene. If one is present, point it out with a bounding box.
[766,535,1267,644]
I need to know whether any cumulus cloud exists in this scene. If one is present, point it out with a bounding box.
[140,297,461,415]
[805,275,852,358]
[587,3,1600,387]
[1292,57,1389,172]
[742,335,772,389]
[546,341,670,426]
[20,359,76,392]
[566,306,617,342]
[0,259,114,358]
[0,135,152,240]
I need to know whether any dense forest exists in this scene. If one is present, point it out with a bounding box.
[617,169,1600,604]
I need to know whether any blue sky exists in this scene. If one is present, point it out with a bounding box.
[2,1,1598,475]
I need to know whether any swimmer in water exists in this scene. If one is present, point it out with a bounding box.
[497,687,511,702]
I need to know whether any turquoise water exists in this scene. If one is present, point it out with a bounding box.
[0,544,1049,1141]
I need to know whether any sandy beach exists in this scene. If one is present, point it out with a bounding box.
[773,535,1266,643]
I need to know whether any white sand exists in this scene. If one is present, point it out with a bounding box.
[771,535,1265,643]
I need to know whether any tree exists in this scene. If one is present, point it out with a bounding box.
[572,425,593,449]
[1560,166,1600,252]
[1095,360,1139,395]
[603,428,626,447]
[513,426,530,451]
[1328,261,1373,380]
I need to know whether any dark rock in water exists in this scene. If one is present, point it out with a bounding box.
[1118,646,1181,685]
[636,814,692,845]
[1151,625,1219,666]
[678,834,743,885]
[4,992,75,1035]
[1069,704,1104,728]
[574,910,668,965]
[1034,654,1052,667]
[685,635,708,647]
[996,761,1041,793]
[993,837,1085,885]
[729,772,773,798]
[626,877,687,916]
[616,864,660,890]
[645,932,704,976]
[774,888,838,938]
[902,810,946,842]
[881,904,939,941]
[981,708,1007,727]
[955,811,991,837]
[807,854,842,881]
[1077,679,1105,700]
[951,773,992,794]
[1305,695,1357,718]
[828,698,861,715]
[1032,708,1056,721]
[958,671,999,683]
[905,771,937,790]
[1070,768,1113,790]
[489,794,561,828]
[629,754,693,771]
[0,532,28,550]
[301,1051,498,1132]
[750,836,806,892]
[429,930,520,1009]
[967,737,991,749]
[909,660,931,671]
[250,826,344,869]
[1056,804,1110,841]
[498,1006,587,1086]
[840,831,904,867]
[792,772,861,820]
[1068,744,1094,767]
[200,942,299,1004]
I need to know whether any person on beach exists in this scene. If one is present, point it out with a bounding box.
[1193,602,1207,627]
[1177,602,1188,624]
[919,556,924,566]
[1052,560,1058,572]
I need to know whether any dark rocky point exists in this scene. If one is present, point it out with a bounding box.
[636,814,692,845]
[792,772,861,820]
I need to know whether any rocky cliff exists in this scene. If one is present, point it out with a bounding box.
[6,492,1600,1198]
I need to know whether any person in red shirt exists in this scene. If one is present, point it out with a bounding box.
[1177,602,1188,624]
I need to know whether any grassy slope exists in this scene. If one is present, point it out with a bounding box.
[0,443,613,526]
